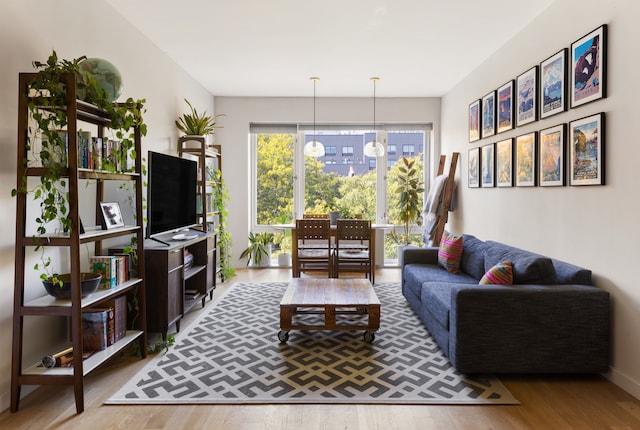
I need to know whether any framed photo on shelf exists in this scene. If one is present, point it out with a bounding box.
[469,99,481,142]
[496,138,513,187]
[497,81,514,133]
[481,91,496,138]
[570,113,605,186]
[571,24,607,108]
[515,132,537,187]
[516,66,538,127]
[99,202,125,230]
[540,48,567,119]
[539,124,566,187]
[481,143,495,188]
[468,147,480,188]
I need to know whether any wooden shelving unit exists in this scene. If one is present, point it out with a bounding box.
[11,72,147,414]
[178,136,222,291]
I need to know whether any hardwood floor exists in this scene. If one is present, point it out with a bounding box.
[2,268,640,429]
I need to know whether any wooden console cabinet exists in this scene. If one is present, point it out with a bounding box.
[144,230,216,339]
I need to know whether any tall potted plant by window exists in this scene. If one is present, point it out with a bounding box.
[394,157,424,246]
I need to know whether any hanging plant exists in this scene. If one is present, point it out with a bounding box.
[11,50,147,286]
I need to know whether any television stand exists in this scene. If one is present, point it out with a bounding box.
[142,230,217,340]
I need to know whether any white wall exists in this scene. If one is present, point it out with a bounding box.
[0,0,215,412]
[214,96,441,268]
[441,0,640,399]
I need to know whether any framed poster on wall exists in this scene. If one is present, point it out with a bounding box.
[540,49,567,119]
[481,91,496,138]
[539,124,566,187]
[516,66,537,127]
[497,81,514,133]
[571,25,607,108]
[469,99,481,142]
[569,113,605,185]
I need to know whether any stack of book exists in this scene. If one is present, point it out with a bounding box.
[77,130,130,171]
[90,254,130,289]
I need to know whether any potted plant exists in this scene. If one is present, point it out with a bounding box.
[240,232,274,267]
[11,51,146,289]
[394,157,425,246]
[175,98,224,142]
[273,215,292,266]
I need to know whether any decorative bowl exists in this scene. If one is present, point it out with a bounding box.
[42,273,102,299]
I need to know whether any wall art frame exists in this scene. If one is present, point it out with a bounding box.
[571,24,607,108]
[516,66,538,127]
[497,80,514,134]
[481,91,496,138]
[469,99,481,142]
[481,143,495,187]
[496,138,513,187]
[569,113,605,186]
[468,147,480,188]
[539,123,566,187]
[540,48,567,119]
[515,132,537,187]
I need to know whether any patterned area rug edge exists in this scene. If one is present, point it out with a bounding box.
[106,281,518,405]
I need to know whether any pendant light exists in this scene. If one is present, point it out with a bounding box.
[363,76,385,157]
[303,77,325,157]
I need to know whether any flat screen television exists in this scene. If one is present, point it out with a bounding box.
[146,151,198,238]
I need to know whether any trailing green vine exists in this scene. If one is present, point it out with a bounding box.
[212,169,235,280]
[11,50,147,285]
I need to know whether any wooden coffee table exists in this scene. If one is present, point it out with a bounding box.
[278,278,380,343]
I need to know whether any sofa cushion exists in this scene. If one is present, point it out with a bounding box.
[460,234,488,279]
[479,261,513,285]
[420,282,453,329]
[438,231,464,273]
[485,244,557,285]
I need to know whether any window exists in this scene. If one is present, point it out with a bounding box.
[250,124,431,265]
[342,146,354,156]
[402,144,416,155]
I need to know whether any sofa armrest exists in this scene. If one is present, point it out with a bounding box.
[400,246,439,266]
[449,283,609,374]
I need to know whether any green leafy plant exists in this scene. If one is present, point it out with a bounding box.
[240,232,273,267]
[394,157,425,246]
[175,98,224,136]
[147,333,175,354]
[211,169,235,280]
[11,50,147,286]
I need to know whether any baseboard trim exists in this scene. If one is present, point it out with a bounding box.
[607,367,640,401]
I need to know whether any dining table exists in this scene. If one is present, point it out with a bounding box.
[273,222,394,281]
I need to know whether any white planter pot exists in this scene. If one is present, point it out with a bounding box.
[277,253,291,266]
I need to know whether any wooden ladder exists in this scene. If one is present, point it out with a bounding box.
[431,152,460,247]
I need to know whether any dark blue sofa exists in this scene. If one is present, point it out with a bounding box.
[401,234,610,374]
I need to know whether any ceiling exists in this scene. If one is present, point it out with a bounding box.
[105,0,555,97]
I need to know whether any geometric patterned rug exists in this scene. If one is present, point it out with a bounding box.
[106,282,518,405]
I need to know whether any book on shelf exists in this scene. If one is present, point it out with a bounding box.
[105,296,127,342]
[90,256,117,289]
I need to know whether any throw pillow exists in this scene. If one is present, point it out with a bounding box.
[479,261,513,285]
[438,231,464,273]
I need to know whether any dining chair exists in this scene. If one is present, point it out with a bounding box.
[334,219,373,283]
[294,218,332,277]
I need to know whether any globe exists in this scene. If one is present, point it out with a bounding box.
[79,57,123,102]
